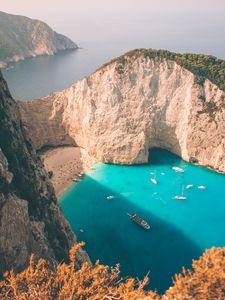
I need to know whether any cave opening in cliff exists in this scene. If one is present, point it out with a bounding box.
[148,148,179,166]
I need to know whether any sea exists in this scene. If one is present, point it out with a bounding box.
[60,149,225,293]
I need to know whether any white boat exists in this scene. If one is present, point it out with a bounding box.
[160,172,166,176]
[107,195,115,200]
[198,185,206,189]
[150,177,157,185]
[186,184,193,189]
[172,166,185,173]
[174,185,187,200]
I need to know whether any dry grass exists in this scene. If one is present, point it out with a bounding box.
[1,244,225,300]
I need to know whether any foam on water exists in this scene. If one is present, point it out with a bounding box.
[60,148,225,293]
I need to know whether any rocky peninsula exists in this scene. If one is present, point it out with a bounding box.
[0,11,77,68]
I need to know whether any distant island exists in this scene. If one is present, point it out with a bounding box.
[0,11,77,68]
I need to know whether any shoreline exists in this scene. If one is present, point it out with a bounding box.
[41,146,96,198]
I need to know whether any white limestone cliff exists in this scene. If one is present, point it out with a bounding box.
[19,53,225,172]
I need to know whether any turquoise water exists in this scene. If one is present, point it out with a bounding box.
[60,148,225,293]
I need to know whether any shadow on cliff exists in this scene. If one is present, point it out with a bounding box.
[60,176,203,294]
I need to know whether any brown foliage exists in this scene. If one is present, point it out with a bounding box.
[1,244,225,300]
[0,242,158,300]
[166,247,225,300]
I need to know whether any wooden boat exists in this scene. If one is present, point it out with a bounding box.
[172,166,185,173]
[127,213,150,230]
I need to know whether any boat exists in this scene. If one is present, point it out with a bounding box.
[172,166,185,173]
[106,195,115,200]
[127,213,150,230]
[150,177,157,185]
[160,172,166,176]
[72,178,78,182]
[186,184,193,189]
[198,185,206,189]
[150,172,158,184]
[173,185,187,200]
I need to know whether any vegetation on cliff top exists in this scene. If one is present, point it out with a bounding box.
[102,48,225,92]
[1,243,225,299]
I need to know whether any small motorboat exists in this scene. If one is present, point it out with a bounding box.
[127,213,150,230]
[107,195,115,200]
[174,185,187,200]
[174,195,187,200]
[198,185,206,189]
[186,184,193,189]
[72,178,78,182]
[150,177,157,185]
[172,166,185,173]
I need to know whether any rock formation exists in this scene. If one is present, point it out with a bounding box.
[0,71,88,275]
[19,49,225,172]
[0,11,77,68]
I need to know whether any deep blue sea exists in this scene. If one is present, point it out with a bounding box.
[60,148,225,293]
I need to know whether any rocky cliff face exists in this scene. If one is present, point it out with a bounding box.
[0,11,77,68]
[19,51,225,172]
[0,72,87,275]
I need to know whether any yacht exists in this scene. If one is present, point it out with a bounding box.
[150,171,158,184]
[172,166,185,173]
[186,184,193,189]
[106,195,115,200]
[127,213,150,230]
[150,177,157,185]
[174,185,187,200]
[198,185,206,189]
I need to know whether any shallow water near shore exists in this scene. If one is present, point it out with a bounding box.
[60,148,225,293]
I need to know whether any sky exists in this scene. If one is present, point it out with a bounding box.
[0,0,224,57]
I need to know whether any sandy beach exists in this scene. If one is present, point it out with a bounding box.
[41,146,96,198]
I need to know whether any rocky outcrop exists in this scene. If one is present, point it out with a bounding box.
[0,11,77,68]
[19,50,225,172]
[0,71,88,275]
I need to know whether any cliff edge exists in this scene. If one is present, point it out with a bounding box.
[0,71,87,275]
[19,49,225,172]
